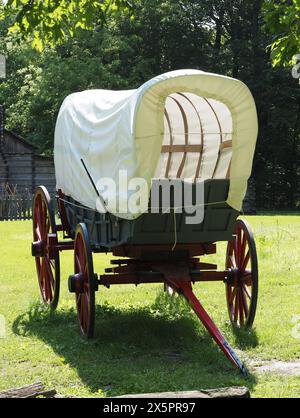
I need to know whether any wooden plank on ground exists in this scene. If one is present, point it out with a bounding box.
[0,382,57,398]
[0,384,250,399]
[115,387,250,399]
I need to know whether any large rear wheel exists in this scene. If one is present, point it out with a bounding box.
[225,219,258,328]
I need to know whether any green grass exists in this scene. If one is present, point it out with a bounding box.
[1,216,300,398]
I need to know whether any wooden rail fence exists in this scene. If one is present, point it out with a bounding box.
[0,194,32,220]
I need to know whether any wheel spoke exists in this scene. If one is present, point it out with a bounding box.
[81,244,87,275]
[242,282,252,300]
[233,239,239,267]
[45,220,50,238]
[45,261,53,301]
[80,294,84,327]
[234,288,239,323]
[34,226,42,241]
[239,290,244,326]
[78,239,85,273]
[237,227,242,266]
[75,237,83,270]
[241,287,249,318]
[240,250,250,274]
[42,259,52,302]
[49,259,56,270]
[240,231,247,268]
[44,257,55,290]
[82,293,88,332]
[39,201,45,238]
[36,199,42,229]
[75,254,82,272]
[84,292,90,329]
[77,294,82,317]
[243,269,252,278]
[42,204,48,239]
[229,286,237,305]
[228,255,236,269]
[34,204,42,241]
[39,259,45,291]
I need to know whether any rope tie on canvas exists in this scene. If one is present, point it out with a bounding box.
[58,197,228,251]
[58,197,227,213]
[172,209,178,251]
[169,200,228,251]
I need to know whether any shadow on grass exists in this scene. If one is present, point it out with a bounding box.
[13,292,257,396]
[229,325,259,350]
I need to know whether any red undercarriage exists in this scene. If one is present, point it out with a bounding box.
[38,235,247,375]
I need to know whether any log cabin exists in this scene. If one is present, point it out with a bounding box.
[0,105,56,197]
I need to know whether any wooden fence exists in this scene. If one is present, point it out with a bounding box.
[0,194,32,220]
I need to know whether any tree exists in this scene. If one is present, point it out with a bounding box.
[0,0,299,208]
[0,0,132,50]
[0,25,134,152]
[264,0,300,66]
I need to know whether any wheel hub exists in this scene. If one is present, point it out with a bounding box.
[32,240,45,257]
[68,273,84,293]
[227,267,244,287]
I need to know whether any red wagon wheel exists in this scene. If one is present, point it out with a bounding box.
[72,223,96,339]
[225,219,258,328]
[32,186,60,309]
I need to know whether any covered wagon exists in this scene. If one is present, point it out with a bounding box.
[31,70,258,374]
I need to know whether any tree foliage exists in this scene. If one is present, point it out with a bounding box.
[264,0,300,66]
[0,0,132,50]
[0,0,299,209]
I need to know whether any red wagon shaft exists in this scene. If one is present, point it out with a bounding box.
[170,281,247,375]
[99,257,249,375]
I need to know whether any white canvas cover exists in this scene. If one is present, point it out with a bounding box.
[54,69,258,220]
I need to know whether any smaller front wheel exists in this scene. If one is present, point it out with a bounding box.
[71,223,96,339]
[225,219,258,328]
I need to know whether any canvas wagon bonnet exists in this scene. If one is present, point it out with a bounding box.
[54,69,258,219]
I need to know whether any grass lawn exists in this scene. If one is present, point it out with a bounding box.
[1,216,300,398]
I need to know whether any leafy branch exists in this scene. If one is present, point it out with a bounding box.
[0,0,133,50]
[264,0,300,66]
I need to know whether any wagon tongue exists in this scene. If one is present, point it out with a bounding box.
[223,341,248,376]
[153,263,248,376]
